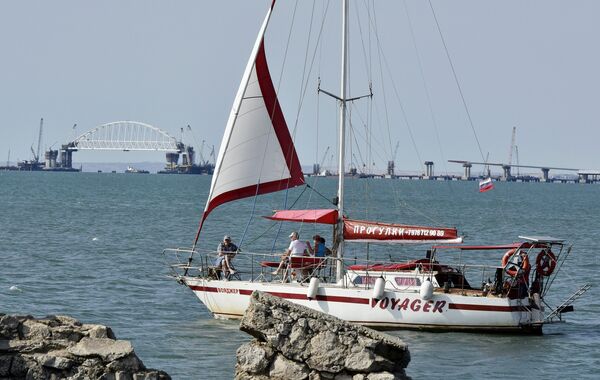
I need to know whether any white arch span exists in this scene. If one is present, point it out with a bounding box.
[72,121,180,151]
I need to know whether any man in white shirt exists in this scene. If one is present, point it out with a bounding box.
[272,231,307,275]
[287,231,308,256]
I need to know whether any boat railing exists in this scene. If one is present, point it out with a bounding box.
[162,246,337,282]
[163,246,551,297]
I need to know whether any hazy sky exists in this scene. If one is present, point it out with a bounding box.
[1,0,599,174]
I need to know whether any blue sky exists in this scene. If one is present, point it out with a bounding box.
[1,1,598,174]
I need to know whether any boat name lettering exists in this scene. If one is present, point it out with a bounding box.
[352,225,445,237]
[371,297,446,313]
[217,288,239,294]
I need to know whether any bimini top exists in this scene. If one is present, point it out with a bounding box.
[265,209,338,224]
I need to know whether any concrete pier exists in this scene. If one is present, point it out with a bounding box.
[462,163,472,180]
[424,161,434,179]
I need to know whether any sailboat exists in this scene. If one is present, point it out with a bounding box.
[164,1,585,333]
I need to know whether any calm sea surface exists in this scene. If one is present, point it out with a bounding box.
[1,172,598,379]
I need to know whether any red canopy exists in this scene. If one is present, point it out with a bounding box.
[264,209,338,224]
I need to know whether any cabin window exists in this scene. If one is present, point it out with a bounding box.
[394,277,420,286]
[353,275,377,285]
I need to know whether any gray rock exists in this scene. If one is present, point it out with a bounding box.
[0,354,12,376]
[0,314,170,379]
[21,319,52,340]
[84,324,116,339]
[68,337,133,362]
[0,315,21,340]
[37,352,74,369]
[237,291,410,380]
[366,372,397,380]
[106,353,144,372]
[236,341,274,374]
[268,354,310,380]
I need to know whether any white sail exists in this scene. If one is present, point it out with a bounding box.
[200,1,304,226]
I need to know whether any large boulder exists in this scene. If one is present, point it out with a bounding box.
[236,291,410,379]
[0,313,169,380]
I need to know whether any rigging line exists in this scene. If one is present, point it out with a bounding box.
[272,1,327,252]
[373,34,424,173]
[270,184,310,253]
[402,0,453,187]
[280,0,330,184]
[362,5,424,173]
[347,113,368,172]
[273,0,300,192]
[370,4,395,166]
[276,0,331,233]
[278,0,325,219]
[347,102,391,167]
[306,183,336,206]
[427,0,486,163]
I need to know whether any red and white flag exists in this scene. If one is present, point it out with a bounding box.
[479,177,494,193]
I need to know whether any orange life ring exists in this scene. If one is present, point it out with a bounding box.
[535,249,557,276]
[502,249,531,277]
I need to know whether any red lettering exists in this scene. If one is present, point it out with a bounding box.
[433,300,446,313]
[398,298,410,311]
[410,299,421,312]
[422,301,432,312]
[380,297,390,309]
[371,299,379,308]
[390,298,401,310]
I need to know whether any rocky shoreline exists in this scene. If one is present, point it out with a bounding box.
[236,291,411,380]
[0,314,170,380]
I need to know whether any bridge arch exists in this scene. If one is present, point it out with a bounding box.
[71,121,181,151]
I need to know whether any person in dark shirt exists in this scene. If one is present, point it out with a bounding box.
[216,235,238,276]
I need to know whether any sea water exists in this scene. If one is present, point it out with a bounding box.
[0,172,598,379]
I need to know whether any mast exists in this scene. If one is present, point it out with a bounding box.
[336,0,349,283]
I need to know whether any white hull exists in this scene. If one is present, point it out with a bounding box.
[183,277,544,333]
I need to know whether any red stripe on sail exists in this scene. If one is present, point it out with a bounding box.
[197,40,305,230]
[255,41,305,189]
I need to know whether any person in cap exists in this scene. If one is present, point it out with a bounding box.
[272,231,308,275]
[216,235,238,276]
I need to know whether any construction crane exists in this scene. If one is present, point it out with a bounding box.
[313,146,330,175]
[198,140,207,165]
[30,118,43,162]
[508,126,516,166]
[209,145,216,164]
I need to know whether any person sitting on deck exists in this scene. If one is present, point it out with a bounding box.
[215,235,238,276]
[306,235,326,257]
[320,237,332,256]
[272,231,307,276]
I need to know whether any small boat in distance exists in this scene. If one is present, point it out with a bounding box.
[163,1,589,334]
[125,166,149,174]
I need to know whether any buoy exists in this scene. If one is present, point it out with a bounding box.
[307,277,320,300]
[372,277,385,300]
[9,285,22,292]
[420,278,434,300]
